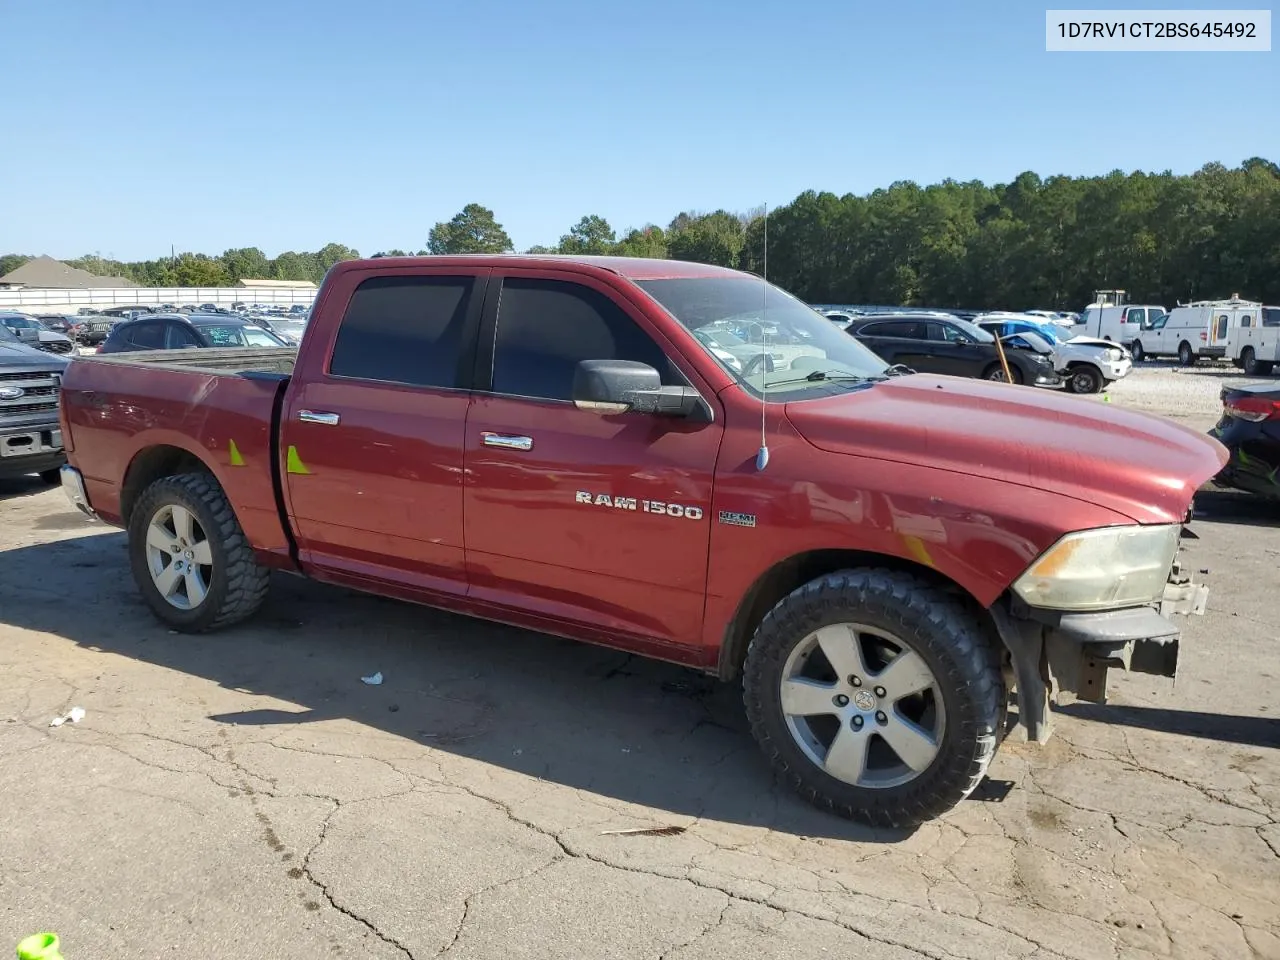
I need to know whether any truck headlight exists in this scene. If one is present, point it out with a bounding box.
[1012,524,1180,612]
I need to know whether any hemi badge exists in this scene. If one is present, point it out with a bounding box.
[718,511,756,528]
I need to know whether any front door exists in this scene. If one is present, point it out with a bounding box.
[280,266,488,596]
[463,270,722,649]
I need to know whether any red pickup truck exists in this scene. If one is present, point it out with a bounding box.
[57,255,1226,827]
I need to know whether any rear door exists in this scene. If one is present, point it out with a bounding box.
[1211,310,1231,348]
[854,320,932,370]
[462,269,722,648]
[280,265,488,596]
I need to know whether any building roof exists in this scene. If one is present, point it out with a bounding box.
[0,255,139,289]
[236,278,318,289]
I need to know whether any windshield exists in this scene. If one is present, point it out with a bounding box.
[0,323,20,343]
[197,324,286,347]
[1010,330,1053,352]
[2,316,39,330]
[635,277,889,397]
[950,318,994,343]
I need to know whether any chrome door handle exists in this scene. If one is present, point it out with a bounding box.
[298,410,340,426]
[481,432,533,451]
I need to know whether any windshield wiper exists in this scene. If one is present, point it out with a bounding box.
[766,370,887,387]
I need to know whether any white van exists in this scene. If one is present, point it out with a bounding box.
[1073,303,1166,346]
[1225,305,1280,375]
[1133,297,1261,365]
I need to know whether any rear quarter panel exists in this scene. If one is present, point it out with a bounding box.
[61,358,290,559]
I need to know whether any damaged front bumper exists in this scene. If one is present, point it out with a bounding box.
[990,558,1209,744]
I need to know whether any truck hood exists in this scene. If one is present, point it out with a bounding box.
[0,340,70,369]
[785,374,1228,524]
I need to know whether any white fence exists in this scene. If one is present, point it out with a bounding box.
[0,286,316,314]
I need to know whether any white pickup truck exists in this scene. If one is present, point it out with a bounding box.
[1225,305,1280,375]
[976,315,1132,394]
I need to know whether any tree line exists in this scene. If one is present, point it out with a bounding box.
[4,159,1276,309]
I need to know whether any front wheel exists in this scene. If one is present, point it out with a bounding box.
[128,472,271,633]
[1065,365,1103,394]
[982,363,1024,385]
[1130,341,1144,362]
[742,570,1004,828]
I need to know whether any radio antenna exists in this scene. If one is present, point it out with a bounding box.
[756,203,770,471]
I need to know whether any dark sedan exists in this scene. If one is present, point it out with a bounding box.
[845,313,1060,386]
[1209,383,1280,500]
[98,314,290,354]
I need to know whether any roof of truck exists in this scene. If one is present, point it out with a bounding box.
[340,255,748,281]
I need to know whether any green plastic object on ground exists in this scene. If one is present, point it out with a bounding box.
[15,933,63,960]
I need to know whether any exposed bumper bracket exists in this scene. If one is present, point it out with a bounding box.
[1161,561,1209,617]
[60,465,98,520]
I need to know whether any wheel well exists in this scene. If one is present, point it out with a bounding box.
[120,445,214,525]
[715,549,996,681]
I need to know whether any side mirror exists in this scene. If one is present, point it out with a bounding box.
[572,360,704,418]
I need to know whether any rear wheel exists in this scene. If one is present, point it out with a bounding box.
[1178,341,1196,366]
[982,363,1023,385]
[1129,340,1144,362]
[1240,348,1271,376]
[1065,365,1103,394]
[128,472,270,633]
[742,569,1004,827]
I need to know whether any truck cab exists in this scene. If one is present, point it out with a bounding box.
[1225,304,1280,375]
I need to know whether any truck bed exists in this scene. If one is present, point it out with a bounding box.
[83,346,298,375]
[60,349,295,562]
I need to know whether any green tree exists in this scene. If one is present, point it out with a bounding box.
[558,215,616,255]
[0,254,32,278]
[316,242,360,274]
[427,203,513,254]
[613,226,667,259]
[221,247,270,282]
[171,253,230,287]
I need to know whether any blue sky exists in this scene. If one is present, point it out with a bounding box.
[5,0,1276,260]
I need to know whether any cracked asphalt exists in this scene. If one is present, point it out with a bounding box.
[2,372,1278,960]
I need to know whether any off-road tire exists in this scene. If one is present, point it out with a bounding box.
[1065,365,1103,395]
[1129,341,1144,362]
[1178,341,1196,366]
[38,468,62,485]
[128,472,270,633]
[982,363,1024,385]
[742,569,1004,828]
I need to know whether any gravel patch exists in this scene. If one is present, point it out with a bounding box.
[1091,360,1271,430]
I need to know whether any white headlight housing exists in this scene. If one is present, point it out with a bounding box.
[1012,524,1180,612]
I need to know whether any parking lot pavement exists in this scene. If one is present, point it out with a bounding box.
[2,373,1278,960]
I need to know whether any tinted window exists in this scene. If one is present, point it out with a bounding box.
[128,323,165,349]
[860,320,924,339]
[928,322,975,343]
[330,275,474,387]
[492,278,675,401]
[1240,314,1253,328]
[166,323,201,348]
